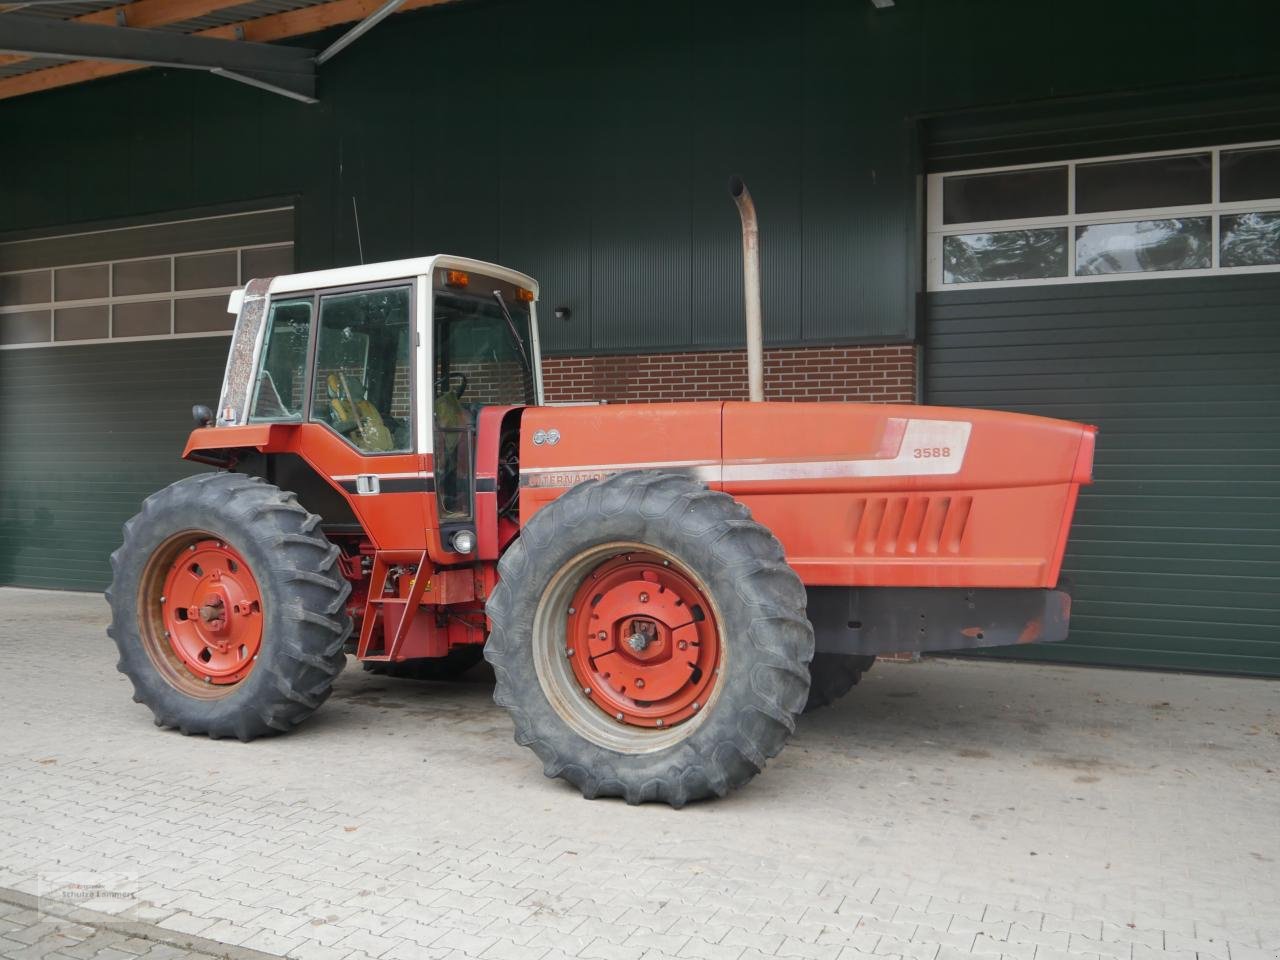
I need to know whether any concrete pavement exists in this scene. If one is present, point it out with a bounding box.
[1,586,1276,960]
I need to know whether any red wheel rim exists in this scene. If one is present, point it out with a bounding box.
[566,552,721,729]
[159,538,263,685]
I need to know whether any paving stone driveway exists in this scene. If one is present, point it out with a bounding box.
[1,587,1277,960]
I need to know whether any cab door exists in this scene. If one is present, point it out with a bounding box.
[243,277,430,547]
[300,282,428,549]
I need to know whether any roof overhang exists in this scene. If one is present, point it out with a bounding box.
[0,0,458,103]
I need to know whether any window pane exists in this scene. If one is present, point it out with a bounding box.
[0,310,50,345]
[112,300,171,337]
[54,305,109,341]
[113,258,170,296]
[175,251,238,291]
[311,287,413,453]
[1221,211,1280,267]
[250,299,312,422]
[0,270,50,306]
[175,296,234,333]
[54,263,109,301]
[942,229,1067,284]
[1076,153,1211,213]
[1221,147,1280,202]
[1075,218,1211,275]
[942,166,1067,224]
[242,245,293,281]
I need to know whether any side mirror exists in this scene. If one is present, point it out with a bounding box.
[192,404,214,428]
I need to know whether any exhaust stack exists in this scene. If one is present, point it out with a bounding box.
[729,175,764,402]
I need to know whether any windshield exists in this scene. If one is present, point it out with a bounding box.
[433,290,536,407]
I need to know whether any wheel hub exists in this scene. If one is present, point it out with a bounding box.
[160,539,262,685]
[566,553,720,728]
[625,620,656,654]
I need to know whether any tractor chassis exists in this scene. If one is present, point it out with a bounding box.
[806,584,1072,657]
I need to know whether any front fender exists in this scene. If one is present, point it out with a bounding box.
[183,424,297,467]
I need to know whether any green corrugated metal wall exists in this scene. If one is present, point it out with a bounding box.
[0,0,923,353]
[0,339,224,590]
[5,0,1280,353]
[925,276,1280,676]
[3,0,1280,623]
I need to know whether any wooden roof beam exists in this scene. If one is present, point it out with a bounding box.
[0,0,257,69]
[0,0,455,102]
[0,13,318,102]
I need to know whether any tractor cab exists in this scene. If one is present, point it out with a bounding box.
[199,255,542,565]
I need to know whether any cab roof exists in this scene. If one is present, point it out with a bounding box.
[265,254,539,299]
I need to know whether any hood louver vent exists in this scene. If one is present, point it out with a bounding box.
[849,495,972,556]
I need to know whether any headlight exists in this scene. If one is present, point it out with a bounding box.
[451,530,476,554]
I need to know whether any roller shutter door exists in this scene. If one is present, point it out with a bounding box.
[0,209,293,591]
[925,275,1280,676]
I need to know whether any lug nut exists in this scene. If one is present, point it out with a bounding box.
[638,592,649,603]
[615,712,624,721]
[678,640,688,650]
[598,631,607,641]
[635,678,645,689]
[566,648,575,657]
[583,687,591,695]
[655,719,664,727]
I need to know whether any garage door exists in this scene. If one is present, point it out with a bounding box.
[0,208,293,591]
[924,136,1280,676]
[927,276,1280,676]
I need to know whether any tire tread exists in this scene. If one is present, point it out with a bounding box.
[106,472,351,742]
[485,470,813,807]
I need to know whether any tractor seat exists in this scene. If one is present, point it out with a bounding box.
[326,372,395,452]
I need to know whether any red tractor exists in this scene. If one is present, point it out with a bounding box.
[109,249,1095,806]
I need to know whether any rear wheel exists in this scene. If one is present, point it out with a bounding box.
[804,653,876,711]
[485,471,813,806]
[107,473,351,741]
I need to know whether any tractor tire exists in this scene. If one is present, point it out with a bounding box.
[362,646,484,680]
[484,470,813,807]
[107,472,351,741]
[804,653,876,712]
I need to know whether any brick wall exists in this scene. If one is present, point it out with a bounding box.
[541,344,916,405]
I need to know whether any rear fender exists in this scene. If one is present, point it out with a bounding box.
[474,405,523,560]
[516,402,724,522]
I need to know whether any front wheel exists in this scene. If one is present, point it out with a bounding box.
[484,471,813,806]
[107,473,351,741]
